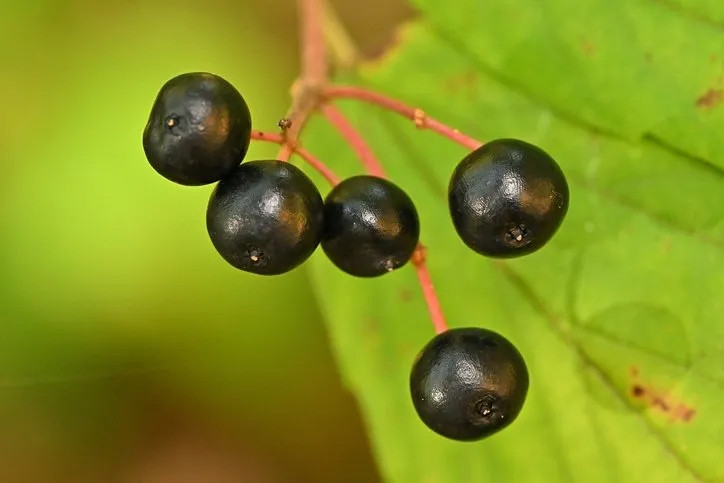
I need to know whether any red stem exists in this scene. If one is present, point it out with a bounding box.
[295,146,342,185]
[251,130,284,144]
[412,247,449,334]
[299,0,326,84]
[321,104,387,178]
[326,85,483,151]
[277,0,328,162]
[277,143,294,162]
[252,130,341,185]
[318,110,450,334]
[273,1,451,335]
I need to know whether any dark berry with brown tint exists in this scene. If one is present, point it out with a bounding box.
[448,139,568,257]
[206,160,324,275]
[143,72,252,185]
[322,176,420,277]
[410,327,529,441]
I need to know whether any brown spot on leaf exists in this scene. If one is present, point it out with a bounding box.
[581,39,596,56]
[696,89,723,109]
[677,407,696,422]
[398,289,413,302]
[652,397,670,412]
[362,317,382,348]
[660,237,672,254]
[629,367,696,423]
[442,70,479,93]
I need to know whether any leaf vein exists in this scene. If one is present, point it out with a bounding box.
[496,261,705,481]
[424,22,724,178]
[644,0,724,30]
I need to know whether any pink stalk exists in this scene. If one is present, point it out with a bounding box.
[326,85,483,151]
[269,0,451,335]
[321,104,387,178]
[412,246,449,334]
[298,0,327,84]
[318,111,451,334]
[277,143,294,162]
[277,0,328,162]
[251,130,341,185]
[294,146,342,185]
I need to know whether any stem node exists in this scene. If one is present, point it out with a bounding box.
[270,0,454,336]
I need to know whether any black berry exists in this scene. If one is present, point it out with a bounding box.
[410,327,529,441]
[143,72,252,185]
[448,139,568,257]
[206,160,324,275]
[322,176,420,277]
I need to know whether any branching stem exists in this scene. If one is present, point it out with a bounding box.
[321,104,387,178]
[265,0,451,335]
[252,130,341,185]
[319,109,450,334]
[277,0,329,161]
[326,85,483,151]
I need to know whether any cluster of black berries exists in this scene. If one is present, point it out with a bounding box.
[143,73,569,442]
[143,72,419,277]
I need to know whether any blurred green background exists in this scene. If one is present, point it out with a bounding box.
[0,0,410,481]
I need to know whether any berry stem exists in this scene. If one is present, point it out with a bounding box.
[281,3,451,335]
[325,86,483,151]
[412,246,449,335]
[277,143,295,162]
[251,129,284,144]
[299,0,327,85]
[315,108,451,334]
[277,0,330,161]
[321,104,387,178]
[252,130,341,185]
[294,146,342,185]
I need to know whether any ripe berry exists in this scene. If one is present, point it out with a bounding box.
[206,160,324,275]
[143,72,252,185]
[410,327,529,441]
[448,139,568,257]
[322,176,420,277]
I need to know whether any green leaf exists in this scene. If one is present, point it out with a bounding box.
[303,2,724,481]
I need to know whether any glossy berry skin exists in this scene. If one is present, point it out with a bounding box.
[410,327,529,441]
[322,176,420,277]
[449,139,568,257]
[143,72,252,185]
[206,160,324,275]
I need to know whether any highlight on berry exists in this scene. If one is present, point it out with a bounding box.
[322,175,420,277]
[449,138,569,258]
[142,72,252,186]
[206,160,324,275]
[410,327,529,441]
